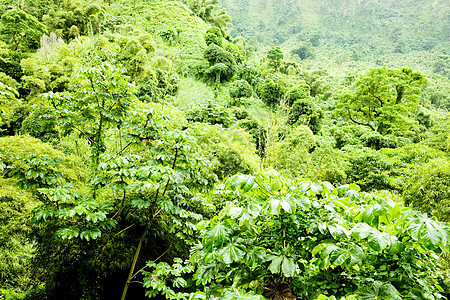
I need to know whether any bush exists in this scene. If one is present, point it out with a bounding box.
[291,43,315,60]
[203,44,236,84]
[332,124,370,149]
[21,107,59,144]
[360,131,411,150]
[258,74,286,108]
[204,26,223,47]
[274,125,316,178]
[229,79,253,100]
[186,101,236,128]
[403,159,450,222]
[136,69,179,102]
[0,50,30,82]
[187,123,260,180]
[344,144,445,192]
[235,61,262,87]
[236,117,267,156]
[286,82,310,106]
[288,98,324,134]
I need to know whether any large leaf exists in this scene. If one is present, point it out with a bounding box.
[328,224,349,239]
[292,195,311,211]
[268,255,283,274]
[357,281,402,300]
[280,196,292,213]
[219,241,246,264]
[226,174,256,193]
[330,244,365,268]
[367,229,391,252]
[351,223,372,240]
[281,257,296,277]
[202,222,229,251]
[407,217,444,250]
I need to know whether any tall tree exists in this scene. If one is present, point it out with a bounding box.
[0,9,47,51]
[337,66,428,134]
[267,46,284,72]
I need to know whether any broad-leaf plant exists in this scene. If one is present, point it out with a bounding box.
[143,170,450,300]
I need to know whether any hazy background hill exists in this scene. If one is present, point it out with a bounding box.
[220,0,449,77]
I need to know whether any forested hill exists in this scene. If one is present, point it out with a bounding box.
[0,0,450,299]
[221,0,449,76]
[221,0,448,48]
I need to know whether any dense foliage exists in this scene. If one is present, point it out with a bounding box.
[0,0,449,299]
[144,171,450,299]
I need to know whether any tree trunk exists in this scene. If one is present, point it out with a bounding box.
[120,232,146,300]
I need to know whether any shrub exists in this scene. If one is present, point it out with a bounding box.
[344,144,445,192]
[360,131,411,150]
[204,26,223,47]
[291,43,315,60]
[186,101,235,128]
[229,79,253,100]
[258,75,286,108]
[203,44,236,84]
[286,82,310,106]
[236,117,267,156]
[20,107,59,144]
[403,159,450,222]
[187,123,260,180]
[288,98,324,134]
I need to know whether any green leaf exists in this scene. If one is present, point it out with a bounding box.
[219,241,246,264]
[80,227,102,241]
[281,257,296,277]
[280,197,291,213]
[202,222,229,251]
[268,255,283,274]
[246,247,267,267]
[349,183,360,192]
[229,206,243,218]
[357,281,402,300]
[188,292,207,300]
[173,277,187,288]
[368,229,391,252]
[310,182,323,194]
[407,217,444,250]
[55,226,80,239]
[328,224,349,239]
[269,198,281,215]
[321,181,334,193]
[292,195,311,210]
[351,223,372,240]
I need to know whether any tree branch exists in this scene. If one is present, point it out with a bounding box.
[368,90,384,106]
[347,109,376,131]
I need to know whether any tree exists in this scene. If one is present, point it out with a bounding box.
[291,43,314,60]
[258,74,286,107]
[0,81,18,116]
[0,9,47,51]
[286,82,310,106]
[186,0,231,36]
[267,46,284,72]
[288,98,324,134]
[203,44,236,85]
[6,63,217,299]
[204,26,223,47]
[43,63,137,167]
[337,66,428,134]
[42,1,104,40]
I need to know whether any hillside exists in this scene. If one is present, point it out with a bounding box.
[221,0,449,77]
[0,0,449,299]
